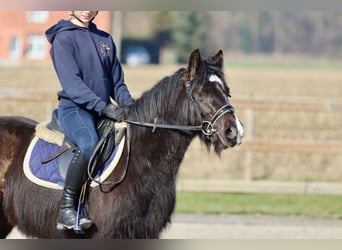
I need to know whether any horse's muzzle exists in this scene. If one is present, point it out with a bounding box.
[221,115,244,147]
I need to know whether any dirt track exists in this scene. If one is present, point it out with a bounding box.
[7,214,342,239]
[162,214,342,239]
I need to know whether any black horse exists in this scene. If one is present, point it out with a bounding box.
[0,49,243,238]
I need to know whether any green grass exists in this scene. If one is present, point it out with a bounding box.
[175,191,342,219]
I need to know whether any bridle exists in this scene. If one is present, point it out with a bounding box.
[124,76,235,137]
[183,78,235,136]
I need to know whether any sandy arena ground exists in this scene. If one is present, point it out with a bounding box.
[6,214,342,239]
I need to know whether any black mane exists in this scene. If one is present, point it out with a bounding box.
[128,68,190,126]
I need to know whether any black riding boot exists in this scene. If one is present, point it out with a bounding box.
[56,149,93,230]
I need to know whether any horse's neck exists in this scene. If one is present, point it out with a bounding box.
[131,126,194,175]
[128,79,195,174]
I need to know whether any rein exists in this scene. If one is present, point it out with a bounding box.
[123,104,234,136]
[123,79,235,136]
[123,119,202,133]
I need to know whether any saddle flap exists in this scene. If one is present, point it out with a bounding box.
[88,118,119,178]
[58,145,79,181]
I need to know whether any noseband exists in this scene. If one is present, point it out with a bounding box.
[124,79,235,136]
[200,104,234,136]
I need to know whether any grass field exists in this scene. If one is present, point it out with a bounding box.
[0,58,341,183]
[175,191,342,219]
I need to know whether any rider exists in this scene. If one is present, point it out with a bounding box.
[45,11,134,231]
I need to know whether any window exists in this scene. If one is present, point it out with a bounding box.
[9,36,22,59]
[27,35,46,59]
[26,11,48,23]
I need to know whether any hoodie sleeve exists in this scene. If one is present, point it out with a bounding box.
[110,39,135,106]
[112,57,135,106]
[51,35,107,112]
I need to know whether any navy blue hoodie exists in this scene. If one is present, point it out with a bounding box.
[46,20,134,114]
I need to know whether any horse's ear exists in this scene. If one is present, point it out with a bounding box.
[208,49,224,69]
[187,49,201,80]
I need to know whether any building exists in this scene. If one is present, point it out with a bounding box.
[0,11,112,62]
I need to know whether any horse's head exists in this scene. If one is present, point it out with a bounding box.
[182,49,244,154]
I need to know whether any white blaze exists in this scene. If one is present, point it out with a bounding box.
[209,74,224,89]
[210,73,243,145]
[234,113,244,144]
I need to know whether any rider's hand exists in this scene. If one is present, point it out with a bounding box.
[100,103,126,122]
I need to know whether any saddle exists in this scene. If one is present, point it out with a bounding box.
[35,109,126,183]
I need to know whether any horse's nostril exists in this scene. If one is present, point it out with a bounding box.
[225,127,237,139]
[225,128,232,137]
